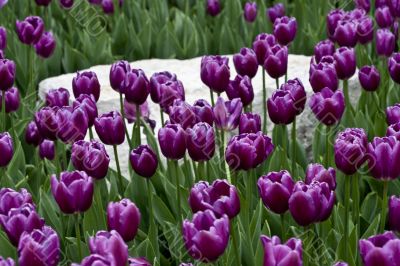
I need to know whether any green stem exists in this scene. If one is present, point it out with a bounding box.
[113,145,123,196]
[231,220,241,266]
[380,181,389,232]
[281,214,285,241]
[221,131,231,183]
[28,47,35,101]
[95,180,106,227]
[2,90,5,132]
[262,69,267,133]
[344,176,351,262]
[61,142,67,170]
[352,174,360,266]
[119,93,132,149]
[89,127,94,140]
[325,126,330,167]
[276,78,279,90]
[343,79,354,114]
[291,117,296,174]
[75,214,82,260]
[285,72,288,83]
[197,161,205,181]
[136,105,141,146]
[184,154,194,187]
[173,160,182,225]
[160,109,165,127]
[147,179,153,225]
[210,90,215,106]
[219,129,225,172]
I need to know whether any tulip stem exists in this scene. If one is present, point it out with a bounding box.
[262,69,267,134]
[136,105,141,146]
[281,214,285,241]
[210,90,215,106]
[160,109,165,127]
[113,145,123,196]
[344,176,351,262]
[276,78,279,90]
[325,126,330,167]
[173,160,182,225]
[197,161,205,181]
[231,220,241,266]
[119,93,132,149]
[1,90,5,132]
[380,181,389,232]
[291,117,296,174]
[147,179,153,227]
[352,174,360,229]
[75,214,82,260]
[343,79,354,114]
[88,127,94,140]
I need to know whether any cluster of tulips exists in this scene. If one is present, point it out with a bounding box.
[32,0,124,14]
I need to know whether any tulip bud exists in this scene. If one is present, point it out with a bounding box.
[73,94,98,127]
[280,78,307,115]
[367,136,400,180]
[252,33,276,65]
[213,97,243,131]
[51,171,94,214]
[333,47,356,80]
[239,112,261,134]
[305,163,336,190]
[357,17,374,45]
[376,29,395,57]
[107,199,141,242]
[257,170,295,214]
[0,132,13,167]
[182,210,230,262]
[130,145,158,178]
[264,44,288,79]
[35,0,52,6]
[387,122,400,140]
[121,69,150,105]
[309,88,345,126]
[389,53,400,84]
[39,139,55,160]
[309,56,339,92]
[72,254,112,266]
[358,65,380,92]
[15,16,44,45]
[94,111,125,145]
[387,104,400,125]
[25,121,42,147]
[158,123,186,160]
[89,230,129,266]
[18,226,60,266]
[0,188,32,216]
[267,3,285,23]
[34,107,59,140]
[244,2,257,23]
[333,262,348,266]
[186,122,215,162]
[72,71,101,102]
[0,203,44,246]
[314,40,335,64]
[0,26,7,50]
[59,0,73,8]
[0,87,19,113]
[128,257,151,266]
[192,99,214,126]
[110,60,131,92]
[206,0,221,16]
[334,20,358,47]
[189,179,240,219]
[0,59,16,91]
[56,106,88,143]
[327,9,345,40]
[359,232,400,266]
[233,48,258,78]
[260,235,302,266]
[34,31,56,58]
[200,56,230,94]
[0,257,14,266]
[124,99,150,125]
[226,75,254,107]
[169,99,198,129]
[273,16,297,45]
[389,196,400,232]
[376,6,394,28]
[267,90,297,125]
[102,0,114,14]
[376,0,388,8]
[355,0,370,12]
[149,72,184,103]
[389,0,400,17]
[45,88,70,108]
[226,132,274,171]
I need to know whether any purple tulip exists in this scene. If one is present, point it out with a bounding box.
[200,56,230,94]
[72,71,101,102]
[252,33,277,65]
[389,53,400,84]
[376,0,389,8]
[333,47,356,80]
[110,60,131,92]
[34,31,56,58]
[0,27,7,50]
[280,78,307,115]
[358,65,381,92]
[260,235,302,266]
[0,188,32,216]
[59,0,73,8]
[305,163,336,190]
[0,203,44,246]
[394,21,399,40]
[273,16,297,45]
[333,262,348,266]
[73,94,98,127]
[0,132,13,167]
[71,140,110,179]
[334,20,357,47]
[213,97,243,131]
[267,3,285,23]
[226,132,274,171]
[101,0,114,14]
[35,0,52,6]
[367,136,400,180]
[182,210,230,262]
[389,0,400,17]
[169,99,198,129]
[387,103,400,125]
[267,90,297,125]
[355,0,370,12]
[25,121,42,147]
[158,123,186,160]
[39,139,55,160]
[45,88,70,107]
[0,59,16,91]
[130,145,158,178]
[18,226,60,266]
[35,107,59,141]
[225,75,254,107]
[244,2,257,23]
[289,181,335,226]
[314,40,335,64]
[124,99,150,124]
[327,9,345,40]
[89,230,129,266]
[51,171,94,214]
[55,106,88,143]
[387,122,400,139]
[376,7,394,28]
[0,257,14,266]
[192,99,214,126]
[128,258,151,266]
[309,88,345,126]
[389,196,400,232]
[0,87,19,113]
[257,170,295,214]
[73,254,113,266]
[264,45,288,79]
[121,69,150,105]
[94,111,125,145]
[376,29,395,57]
[357,17,374,44]
[239,112,261,134]
[359,231,400,266]
[15,16,44,45]
[107,199,141,242]
[149,72,184,103]
[186,122,215,162]
[233,48,258,78]
[189,179,240,219]
[206,0,221,16]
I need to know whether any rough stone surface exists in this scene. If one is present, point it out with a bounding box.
[39,55,360,176]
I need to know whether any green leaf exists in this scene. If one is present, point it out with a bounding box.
[0,231,16,260]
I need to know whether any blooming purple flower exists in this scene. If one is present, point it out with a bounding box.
[376,6,394,28]
[200,56,230,94]
[264,45,288,79]
[309,88,345,126]
[169,99,198,129]
[387,103,400,125]
[0,26,7,50]
[72,71,101,102]
[94,111,125,145]
[267,90,297,125]
[239,112,261,134]
[334,47,356,80]
[334,20,358,47]
[359,231,400,266]
[0,59,16,91]
[0,87,19,113]
[39,139,55,160]
[89,230,129,266]
[267,3,285,23]
[124,99,150,124]
[280,78,307,115]
[0,132,13,167]
[149,72,184,104]
[15,16,44,45]
[107,199,141,242]
[244,2,257,22]
[389,196,400,232]
[206,0,221,16]
[273,16,297,45]
[357,17,374,44]
[225,75,254,107]
[314,40,335,64]
[354,0,370,12]
[45,88,70,108]
[376,28,395,57]
[387,122,400,140]
[25,121,42,147]
[367,136,400,180]
[213,97,243,131]
[305,163,336,190]
[186,122,215,162]
[0,188,32,216]
[233,48,258,78]
[327,9,345,40]
[158,123,186,160]
[252,33,276,65]
[59,0,73,8]
[309,57,338,92]
[358,65,380,92]
[130,144,158,178]
[34,31,56,58]
[121,69,150,105]
[0,257,14,266]
[260,235,302,266]
[128,257,152,266]
[192,99,214,126]
[389,53,400,84]
[109,60,131,92]
[34,107,59,140]
[55,106,88,144]
[73,94,98,127]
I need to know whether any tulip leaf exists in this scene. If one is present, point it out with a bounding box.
[361,192,380,224]
[361,215,380,239]
[38,189,64,237]
[152,194,175,226]
[0,231,16,260]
